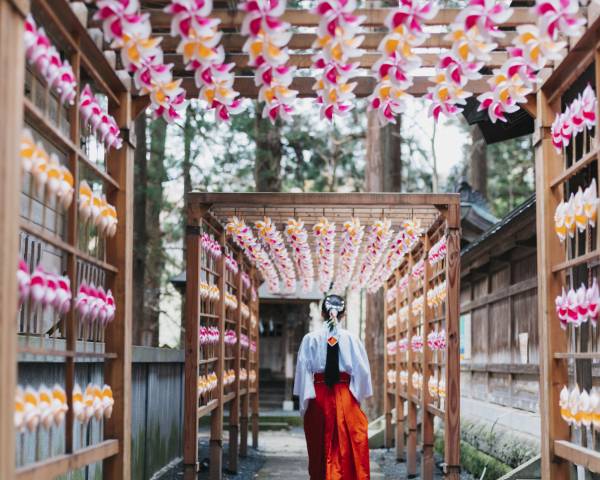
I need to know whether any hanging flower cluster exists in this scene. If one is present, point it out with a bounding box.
[95,0,187,122]
[427,329,446,350]
[250,339,257,352]
[226,217,280,292]
[357,220,393,288]
[398,305,409,323]
[23,15,77,105]
[311,0,365,121]
[240,368,248,382]
[387,369,397,385]
[427,0,512,120]
[75,283,116,326]
[399,370,408,385]
[560,385,600,429]
[398,337,409,352]
[240,333,250,349]
[410,334,424,352]
[412,294,424,316]
[15,384,68,433]
[412,372,423,391]
[555,279,600,329]
[554,180,598,242]
[72,384,114,423]
[370,220,423,291]
[284,219,314,291]
[369,0,438,124]
[551,85,597,152]
[387,340,397,356]
[20,130,74,210]
[251,312,257,329]
[332,218,364,293]
[478,0,585,122]
[198,372,218,397]
[199,325,219,345]
[164,0,243,121]
[427,280,446,309]
[386,286,397,304]
[249,369,257,384]
[241,0,298,121]
[399,274,409,290]
[428,376,439,398]
[411,259,425,280]
[428,236,447,266]
[313,218,336,293]
[199,282,220,302]
[255,217,297,293]
[224,329,238,345]
[386,312,397,329]
[224,369,236,386]
[201,233,222,259]
[241,303,250,320]
[78,181,118,238]
[241,272,252,290]
[224,292,238,310]
[225,254,239,275]
[80,85,122,150]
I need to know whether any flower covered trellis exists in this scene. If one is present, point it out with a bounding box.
[368,0,438,124]
[311,0,365,121]
[284,219,315,291]
[255,217,297,293]
[427,0,513,121]
[477,0,585,123]
[241,0,298,122]
[313,218,336,293]
[95,0,188,122]
[164,0,244,121]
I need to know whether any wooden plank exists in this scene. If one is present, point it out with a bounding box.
[103,90,133,480]
[16,439,119,480]
[535,89,570,479]
[183,228,201,474]
[549,147,599,188]
[421,233,434,480]
[444,204,461,480]
[149,7,537,29]
[406,252,418,477]
[554,440,600,473]
[251,268,260,449]
[0,1,26,477]
[395,270,405,462]
[383,281,393,449]
[181,75,493,98]
[460,276,537,313]
[551,249,600,273]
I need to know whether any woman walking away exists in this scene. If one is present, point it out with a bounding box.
[294,294,373,479]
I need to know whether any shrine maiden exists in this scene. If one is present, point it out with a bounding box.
[294,294,372,480]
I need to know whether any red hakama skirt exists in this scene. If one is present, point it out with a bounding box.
[303,372,371,480]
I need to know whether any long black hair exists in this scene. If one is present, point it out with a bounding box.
[322,294,346,387]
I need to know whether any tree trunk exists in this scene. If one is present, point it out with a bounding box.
[469,124,487,198]
[254,111,282,192]
[143,118,168,346]
[133,113,147,346]
[380,119,402,192]
[181,106,194,346]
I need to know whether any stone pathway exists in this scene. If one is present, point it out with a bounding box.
[254,428,384,479]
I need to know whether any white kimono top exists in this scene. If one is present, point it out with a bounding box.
[293,324,373,416]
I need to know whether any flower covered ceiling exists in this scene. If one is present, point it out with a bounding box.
[62,0,586,126]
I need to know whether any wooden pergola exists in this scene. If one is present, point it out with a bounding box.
[186,192,462,480]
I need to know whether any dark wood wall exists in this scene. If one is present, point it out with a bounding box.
[460,202,540,413]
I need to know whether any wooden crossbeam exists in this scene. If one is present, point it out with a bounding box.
[158,31,518,53]
[148,7,537,30]
[167,52,509,71]
[181,75,493,98]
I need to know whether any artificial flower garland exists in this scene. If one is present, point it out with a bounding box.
[555,279,600,329]
[427,280,446,309]
[241,0,298,121]
[164,0,244,121]
[428,235,447,266]
[311,0,365,121]
[23,15,77,106]
[95,0,187,122]
[427,329,446,350]
[198,372,218,397]
[78,181,118,238]
[79,85,123,150]
[554,180,598,242]
[410,334,424,352]
[332,218,364,293]
[551,84,597,153]
[313,218,336,293]
[200,232,222,259]
[72,383,114,423]
[18,263,72,316]
[255,217,297,293]
[559,385,600,429]
[477,0,585,122]
[357,219,393,288]
[368,0,438,124]
[15,384,69,433]
[284,219,315,291]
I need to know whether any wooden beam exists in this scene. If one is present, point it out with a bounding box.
[0,1,26,478]
[554,441,600,473]
[181,75,493,98]
[148,7,537,30]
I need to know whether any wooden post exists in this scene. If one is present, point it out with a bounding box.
[407,253,418,478]
[183,221,201,478]
[536,88,570,479]
[395,270,405,462]
[240,263,250,458]
[104,89,134,480]
[383,281,393,449]
[228,251,244,472]
[0,0,27,477]
[210,230,227,480]
[444,204,461,480]
[421,233,435,480]
[251,268,260,449]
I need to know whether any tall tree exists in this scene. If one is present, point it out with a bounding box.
[254,110,283,192]
[469,124,487,198]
